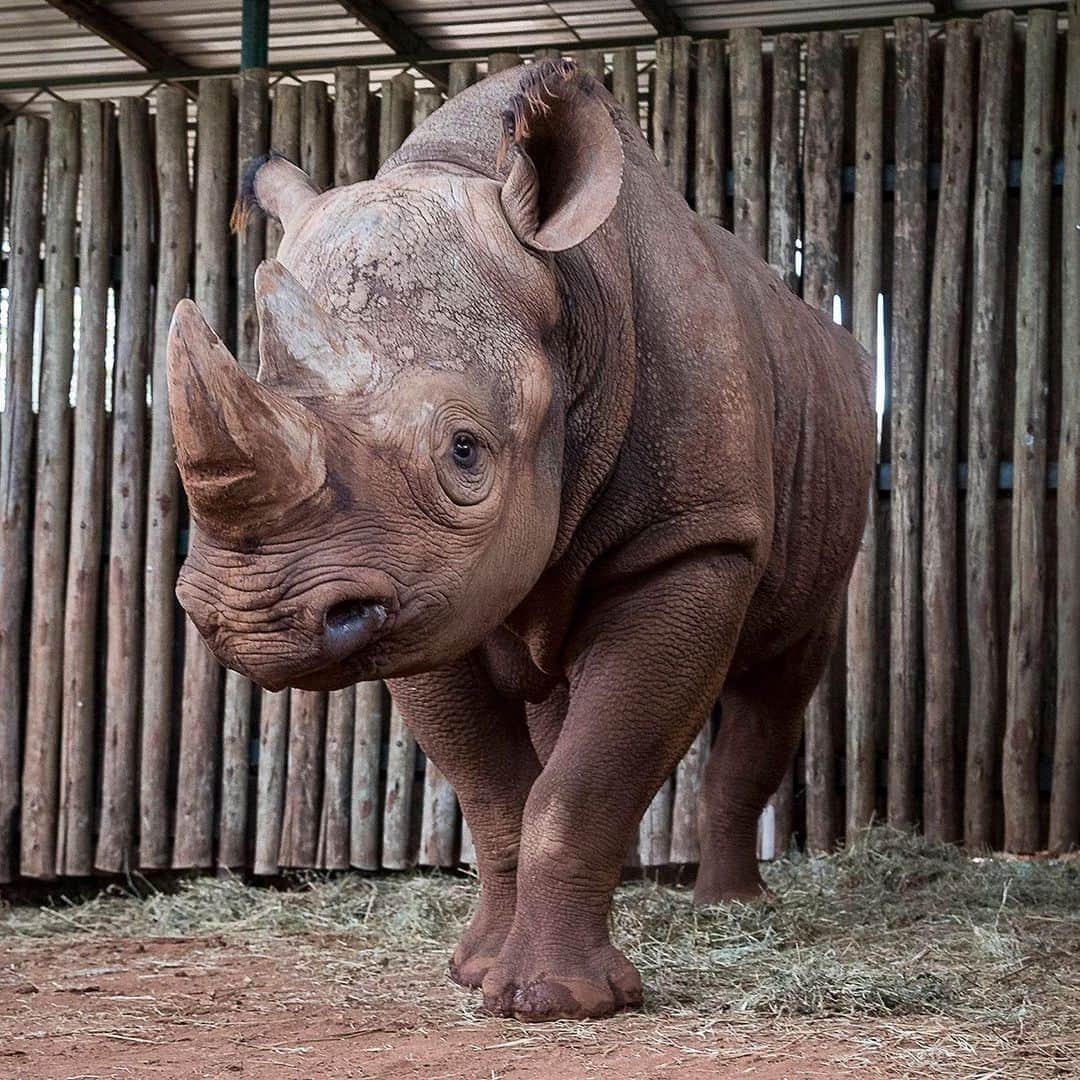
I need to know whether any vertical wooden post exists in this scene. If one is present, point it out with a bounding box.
[922,21,974,845]
[695,39,726,226]
[846,28,885,838]
[382,697,416,869]
[279,79,333,868]
[768,34,799,292]
[335,67,371,184]
[577,49,605,81]
[887,18,929,829]
[319,686,355,869]
[97,98,152,872]
[611,47,638,121]
[1004,10,1056,854]
[218,69,268,871]
[641,34,691,866]
[20,102,79,879]
[174,78,232,869]
[762,32,802,853]
[266,82,301,255]
[533,48,563,63]
[141,86,192,869]
[487,52,522,75]
[378,73,414,166]
[414,86,443,126]
[279,690,326,866]
[964,11,1012,850]
[414,82,460,869]
[0,115,46,882]
[254,81,300,873]
[350,681,384,870]
[730,28,766,256]
[802,30,843,853]
[253,690,289,874]
[448,61,477,99]
[57,102,113,877]
[1050,0,1080,854]
[651,36,691,201]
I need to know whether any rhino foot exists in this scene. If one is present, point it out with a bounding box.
[449,896,515,988]
[481,941,642,1021]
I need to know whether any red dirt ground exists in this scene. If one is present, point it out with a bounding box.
[0,935,886,1079]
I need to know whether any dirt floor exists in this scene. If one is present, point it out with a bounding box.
[1,830,1077,1079]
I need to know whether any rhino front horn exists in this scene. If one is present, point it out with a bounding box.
[167,298,327,541]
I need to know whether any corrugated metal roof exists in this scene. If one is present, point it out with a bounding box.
[0,0,1063,115]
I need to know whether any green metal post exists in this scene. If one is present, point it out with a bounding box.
[241,0,269,71]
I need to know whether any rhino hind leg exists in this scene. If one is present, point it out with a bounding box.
[694,599,844,904]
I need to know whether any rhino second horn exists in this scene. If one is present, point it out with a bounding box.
[167,298,327,540]
[254,259,376,399]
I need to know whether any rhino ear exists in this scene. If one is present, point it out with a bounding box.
[255,259,375,398]
[498,60,623,253]
[232,153,320,235]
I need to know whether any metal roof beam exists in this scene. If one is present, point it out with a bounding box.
[42,0,197,75]
[336,0,448,89]
[627,0,685,37]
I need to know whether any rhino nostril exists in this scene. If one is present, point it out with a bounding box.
[322,598,388,659]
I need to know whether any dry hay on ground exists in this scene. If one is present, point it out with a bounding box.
[0,828,1076,1078]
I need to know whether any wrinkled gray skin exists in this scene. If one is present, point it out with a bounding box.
[169,63,874,1022]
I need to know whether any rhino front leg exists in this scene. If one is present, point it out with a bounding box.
[482,553,757,1021]
[389,660,541,988]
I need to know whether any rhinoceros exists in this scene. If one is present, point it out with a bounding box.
[168,60,874,1021]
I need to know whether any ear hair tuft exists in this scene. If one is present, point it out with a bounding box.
[496,58,577,168]
[231,151,295,234]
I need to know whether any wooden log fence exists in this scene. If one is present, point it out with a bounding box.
[1,19,1077,886]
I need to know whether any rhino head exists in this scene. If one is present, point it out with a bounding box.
[169,64,624,691]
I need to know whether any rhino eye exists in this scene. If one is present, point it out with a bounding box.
[451,431,478,469]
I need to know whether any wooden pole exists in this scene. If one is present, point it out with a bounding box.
[963,11,1012,850]
[651,36,691,202]
[640,34,691,866]
[96,98,152,872]
[253,690,289,874]
[266,82,301,255]
[319,685,355,869]
[414,87,442,127]
[1004,10,1056,854]
[279,690,327,866]
[382,696,416,869]
[253,80,300,873]
[277,79,334,869]
[1050,0,1080,854]
[448,61,477,99]
[768,34,799,292]
[0,115,46,882]
[922,21,974,846]
[419,757,457,867]
[378,73,414,166]
[140,85,192,869]
[694,38,726,226]
[887,17,929,828]
[730,28,766,256]
[611,47,638,120]
[174,78,232,869]
[760,32,802,854]
[217,68,268,871]
[19,102,79,879]
[846,28,884,838]
[487,52,521,76]
[350,681,384,870]
[301,80,331,189]
[577,49,605,82]
[335,67,371,184]
[57,103,113,877]
[802,30,843,853]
